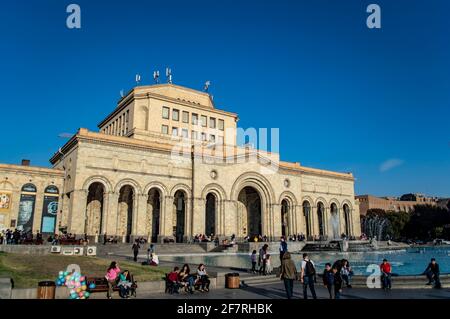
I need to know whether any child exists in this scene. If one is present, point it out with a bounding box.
[150,253,159,266]
[322,263,335,299]
[265,254,273,275]
[251,250,257,273]
[117,270,132,298]
[332,266,343,299]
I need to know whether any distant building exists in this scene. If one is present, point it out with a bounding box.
[356,194,438,216]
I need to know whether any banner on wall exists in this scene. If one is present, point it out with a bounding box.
[17,194,36,233]
[41,195,58,234]
[0,192,11,212]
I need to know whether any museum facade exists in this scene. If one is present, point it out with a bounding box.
[0,83,361,242]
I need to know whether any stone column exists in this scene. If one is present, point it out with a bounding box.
[69,189,88,236]
[162,196,174,240]
[223,200,237,237]
[135,193,148,238]
[196,197,206,236]
[105,192,118,237]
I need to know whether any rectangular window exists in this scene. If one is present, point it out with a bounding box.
[182,128,188,138]
[172,127,178,136]
[210,117,216,129]
[182,111,189,123]
[218,119,224,131]
[191,131,198,140]
[218,135,224,144]
[162,106,170,119]
[192,113,198,125]
[172,109,179,121]
[201,132,207,141]
[210,134,216,143]
[161,125,169,134]
[201,115,207,127]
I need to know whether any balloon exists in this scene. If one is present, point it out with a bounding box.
[76,288,81,293]
[84,292,90,298]
[70,293,77,299]
[59,271,64,276]
[64,271,69,276]
[82,285,87,291]
[80,276,85,281]
[78,292,84,297]
[89,283,96,289]
[66,275,71,281]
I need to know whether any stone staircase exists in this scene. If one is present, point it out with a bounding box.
[96,243,209,257]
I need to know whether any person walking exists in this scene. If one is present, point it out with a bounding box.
[250,250,257,273]
[132,240,140,262]
[300,253,317,299]
[380,258,392,290]
[322,263,335,299]
[279,236,288,264]
[279,252,297,299]
[424,258,441,288]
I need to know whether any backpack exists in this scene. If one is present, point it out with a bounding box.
[304,260,316,276]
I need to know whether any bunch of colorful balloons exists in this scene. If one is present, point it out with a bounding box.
[55,270,95,299]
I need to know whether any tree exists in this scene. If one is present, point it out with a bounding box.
[403,205,450,240]
[385,210,410,239]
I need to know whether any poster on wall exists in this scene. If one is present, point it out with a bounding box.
[17,194,36,233]
[41,195,58,234]
[0,192,11,212]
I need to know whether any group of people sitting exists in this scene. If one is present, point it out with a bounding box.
[105,261,135,299]
[192,234,217,243]
[166,263,211,294]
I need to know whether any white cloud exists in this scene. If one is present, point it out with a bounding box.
[379,159,404,172]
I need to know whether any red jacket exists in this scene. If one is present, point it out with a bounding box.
[168,272,179,282]
[380,262,392,273]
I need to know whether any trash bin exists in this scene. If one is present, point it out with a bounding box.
[37,281,56,299]
[225,273,240,289]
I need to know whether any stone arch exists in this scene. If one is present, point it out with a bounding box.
[170,183,191,198]
[230,172,275,205]
[279,191,297,237]
[341,199,353,210]
[302,199,312,238]
[329,198,341,208]
[314,197,328,208]
[329,201,340,239]
[82,176,113,193]
[143,181,168,198]
[201,183,227,201]
[114,178,141,195]
[231,172,275,238]
[278,191,298,207]
[0,180,15,191]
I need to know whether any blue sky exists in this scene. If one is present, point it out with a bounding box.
[0,0,449,197]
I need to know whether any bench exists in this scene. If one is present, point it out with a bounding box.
[164,274,209,294]
[86,276,137,297]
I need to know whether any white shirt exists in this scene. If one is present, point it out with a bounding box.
[301,258,315,271]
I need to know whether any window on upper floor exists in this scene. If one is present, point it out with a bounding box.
[161,125,169,135]
[182,111,189,123]
[172,127,178,136]
[191,130,198,140]
[201,132,207,141]
[201,115,207,127]
[210,117,216,129]
[162,106,170,119]
[173,109,179,121]
[192,113,198,125]
[182,128,188,138]
[218,119,224,131]
[210,134,216,143]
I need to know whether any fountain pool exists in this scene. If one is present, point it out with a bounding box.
[159,246,450,276]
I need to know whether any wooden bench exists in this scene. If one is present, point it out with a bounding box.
[86,276,137,297]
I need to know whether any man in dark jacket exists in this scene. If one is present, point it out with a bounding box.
[322,263,335,299]
[332,266,343,299]
[132,240,140,262]
[279,237,288,263]
[424,258,441,288]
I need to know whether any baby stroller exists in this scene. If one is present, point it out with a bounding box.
[117,270,138,298]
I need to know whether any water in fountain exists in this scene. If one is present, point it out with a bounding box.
[331,212,340,239]
[362,215,390,240]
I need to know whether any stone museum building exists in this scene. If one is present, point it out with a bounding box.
[0,83,361,242]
